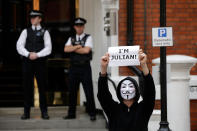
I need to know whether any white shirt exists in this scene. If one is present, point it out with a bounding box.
[65,33,93,48]
[16,25,52,58]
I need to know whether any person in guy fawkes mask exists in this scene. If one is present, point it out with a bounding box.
[97,49,155,131]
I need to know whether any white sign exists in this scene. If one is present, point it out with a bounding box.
[152,27,173,47]
[108,46,140,67]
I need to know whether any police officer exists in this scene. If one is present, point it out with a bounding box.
[63,17,96,121]
[16,10,52,120]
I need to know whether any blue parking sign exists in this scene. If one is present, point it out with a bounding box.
[152,27,173,47]
[158,28,167,37]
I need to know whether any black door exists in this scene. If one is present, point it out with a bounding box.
[40,0,76,106]
[0,0,75,107]
[0,0,32,107]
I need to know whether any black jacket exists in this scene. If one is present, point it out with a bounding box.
[97,73,155,131]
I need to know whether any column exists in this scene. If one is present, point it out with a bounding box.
[153,55,197,131]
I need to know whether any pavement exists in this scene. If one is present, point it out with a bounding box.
[0,106,107,131]
[0,106,160,131]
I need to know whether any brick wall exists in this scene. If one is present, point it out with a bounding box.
[118,0,197,130]
[118,0,197,76]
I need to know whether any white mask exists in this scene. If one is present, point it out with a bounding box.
[120,80,136,100]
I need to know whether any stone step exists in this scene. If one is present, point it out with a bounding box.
[0,119,107,130]
[0,107,160,131]
[0,107,107,131]
[0,77,22,85]
[4,129,107,131]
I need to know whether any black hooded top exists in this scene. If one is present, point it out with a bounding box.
[97,73,155,131]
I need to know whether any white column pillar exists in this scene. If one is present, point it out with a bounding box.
[78,0,121,109]
[101,0,119,77]
[153,55,197,131]
[79,0,106,108]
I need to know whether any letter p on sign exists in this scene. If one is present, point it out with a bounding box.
[158,28,167,37]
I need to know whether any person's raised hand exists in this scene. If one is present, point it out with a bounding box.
[100,53,109,75]
[138,49,147,66]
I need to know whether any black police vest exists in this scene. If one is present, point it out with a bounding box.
[25,27,45,53]
[70,34,92,63]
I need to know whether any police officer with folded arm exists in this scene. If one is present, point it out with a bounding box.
[63,17,96,121]
[16,10,52,120]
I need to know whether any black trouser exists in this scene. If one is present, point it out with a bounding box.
[22,57,48,114]
[68,63,96,116]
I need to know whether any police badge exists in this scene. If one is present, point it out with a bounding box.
[36,29,45,36]
[36,31,41,36]
[75,41,80,45]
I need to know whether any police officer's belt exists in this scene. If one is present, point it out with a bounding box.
[71,60,90,66]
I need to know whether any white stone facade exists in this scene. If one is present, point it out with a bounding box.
[78,1,197,130]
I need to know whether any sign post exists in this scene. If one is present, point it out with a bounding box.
[157,0,172,131]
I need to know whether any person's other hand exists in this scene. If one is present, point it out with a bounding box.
[75,45,82,50]
[29,52,38,60]
[138,49,149,75]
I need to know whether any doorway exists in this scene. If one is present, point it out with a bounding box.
[0,0,77,107]
[39,0,77,106]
